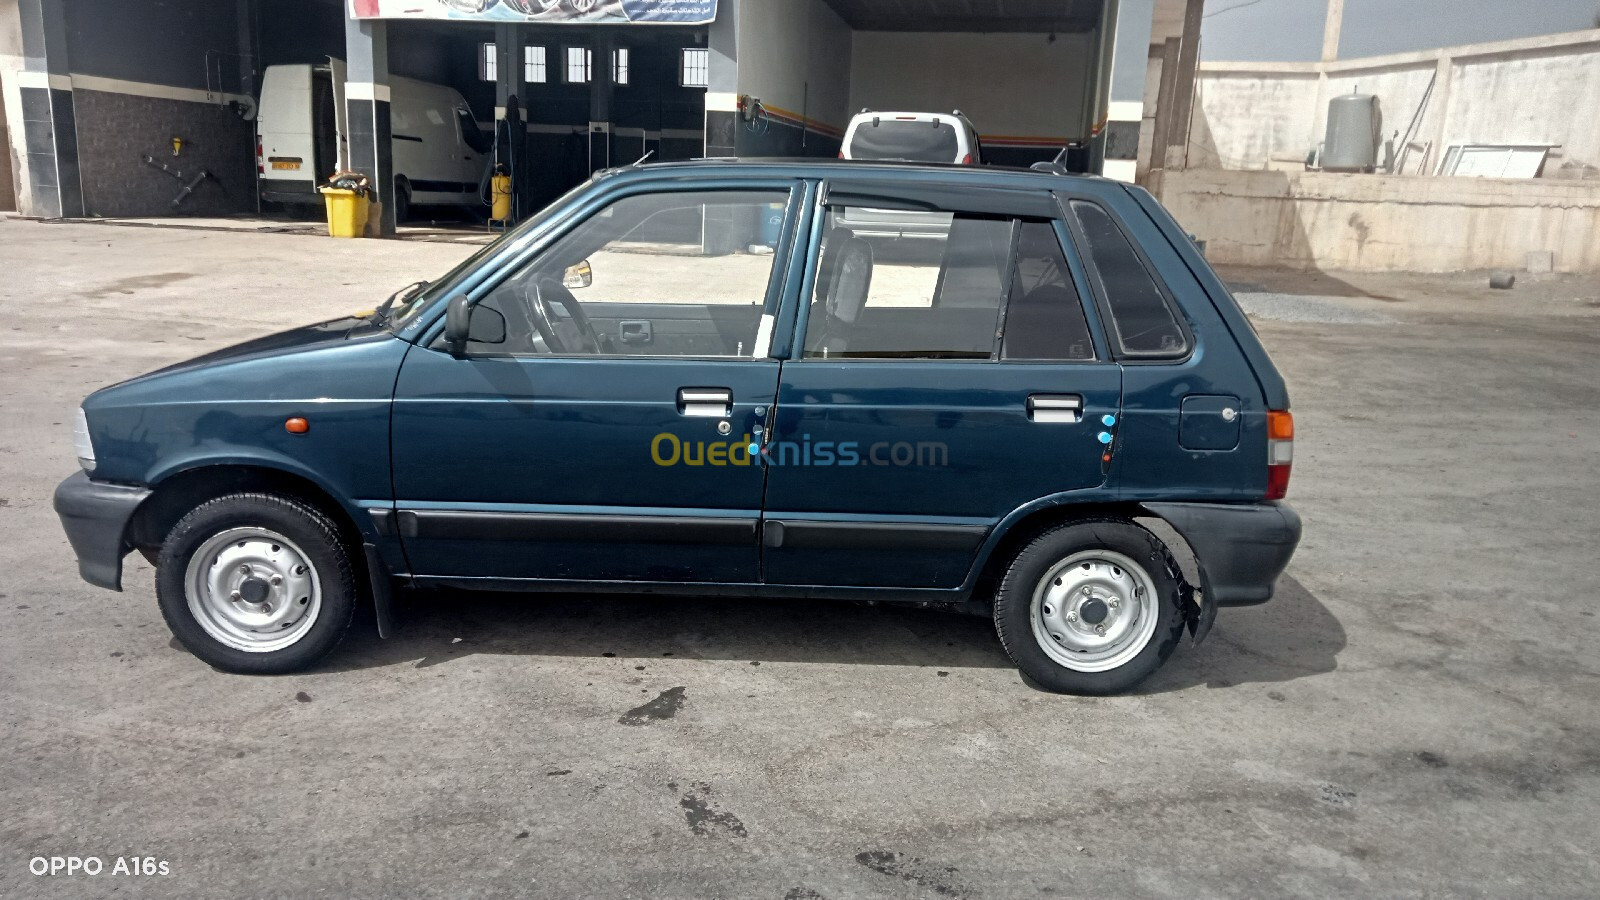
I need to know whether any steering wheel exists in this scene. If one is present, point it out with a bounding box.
[521,277,603,354]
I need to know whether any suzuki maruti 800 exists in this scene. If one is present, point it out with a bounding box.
[56,159,1300,694]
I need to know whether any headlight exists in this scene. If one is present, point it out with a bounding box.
[73,407,96,472]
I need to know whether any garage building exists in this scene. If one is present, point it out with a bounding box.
[0,0,1203,233]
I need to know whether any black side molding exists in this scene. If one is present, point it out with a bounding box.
[396,509,758,545]
[763,520,988,552]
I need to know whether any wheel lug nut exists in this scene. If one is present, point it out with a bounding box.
[1109,598,1120,609]
[1095,624,1106,635]
[229,590,241,601]
[239,564,251,575]
[1066,611,1078,623]
[261,603,272,614]
[269,575,283,586]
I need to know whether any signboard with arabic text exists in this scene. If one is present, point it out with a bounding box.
[349,0,716,25]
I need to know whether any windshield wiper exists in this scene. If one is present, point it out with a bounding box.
[371,280,428,326]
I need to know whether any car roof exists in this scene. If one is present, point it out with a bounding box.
[602,157,1113,192]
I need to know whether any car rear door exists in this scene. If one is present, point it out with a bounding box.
[759,179,1122,589]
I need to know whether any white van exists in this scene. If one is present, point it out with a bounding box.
[256,61,492,221]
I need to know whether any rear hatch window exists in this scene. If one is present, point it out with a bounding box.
[848,120,960,162]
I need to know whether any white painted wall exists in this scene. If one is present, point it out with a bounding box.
[1,0,27,212]
[735,0,852,130]
[1192,30,1600,177]
[847,31,1095,141]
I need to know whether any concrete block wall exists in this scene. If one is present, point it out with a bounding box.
[1163,169,1600,273]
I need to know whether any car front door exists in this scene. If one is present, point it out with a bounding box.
[391,183,803,584]
[760,181,1122,589]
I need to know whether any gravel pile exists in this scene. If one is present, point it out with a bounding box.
[1230,291,1396,325]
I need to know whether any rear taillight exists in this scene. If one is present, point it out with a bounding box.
[960,153,973,164]
[1266,410,1294,500]
[256,141,264,175]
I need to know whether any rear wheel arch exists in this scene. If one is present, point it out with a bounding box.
[969,501,1200,606]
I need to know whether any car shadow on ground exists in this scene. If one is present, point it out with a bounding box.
[1139,575,1344,694]
[325,574,1343,693]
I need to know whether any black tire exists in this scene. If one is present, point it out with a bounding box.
[992,519,1185,695]
[392,177,411,225]
[156,493,356,674]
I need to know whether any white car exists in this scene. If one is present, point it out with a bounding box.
[841,110,983,165]
[837,111,983,244]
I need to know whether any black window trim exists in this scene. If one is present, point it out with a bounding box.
[997,217,1106,365]
[1059,195,1195,363]
[795,179,1073,364]
[436,181,804,361]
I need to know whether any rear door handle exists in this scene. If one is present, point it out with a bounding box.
[679,387,732,418]
[1027,394,1083,423]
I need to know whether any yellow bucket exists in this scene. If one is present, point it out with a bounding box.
[320,187,370,238]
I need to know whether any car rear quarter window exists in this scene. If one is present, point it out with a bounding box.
[1071,201,1188,358]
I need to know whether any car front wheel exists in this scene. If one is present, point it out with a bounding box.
[156,493,356,674]
[993,519,1185,695]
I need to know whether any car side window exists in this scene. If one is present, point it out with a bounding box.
[803,208,1012,360]
[1070,201,1188,357]
[468,189,788,358]
[1001,221,1096,361]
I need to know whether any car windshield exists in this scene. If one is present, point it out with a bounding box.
[388,177,599,331]
[849,120,961,162]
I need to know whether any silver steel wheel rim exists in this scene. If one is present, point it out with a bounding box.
[184,528,322,653]
[1030,549,1159,673]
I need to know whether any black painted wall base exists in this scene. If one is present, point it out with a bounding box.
[72,89,252,218]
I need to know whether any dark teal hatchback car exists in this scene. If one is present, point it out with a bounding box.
[55,159,1300,694]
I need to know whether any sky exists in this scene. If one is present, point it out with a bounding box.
[1200,0,1600,61]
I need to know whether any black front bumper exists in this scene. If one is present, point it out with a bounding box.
[53,471,151,591]
[1143,501,1302,640]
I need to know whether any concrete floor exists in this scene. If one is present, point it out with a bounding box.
[2,219,1599,898]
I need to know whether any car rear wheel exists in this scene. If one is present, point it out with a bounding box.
[156,493,355,674]
[993,519,1185,695]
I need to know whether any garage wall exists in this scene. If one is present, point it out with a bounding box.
[1,0,21,211]
[63,0,254,217]
[848,31,1094,166]
[734,0,851,157]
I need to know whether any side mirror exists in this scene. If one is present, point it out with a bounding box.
[444,294,473,352]
[562,259,593,289]
[443,295,506,353]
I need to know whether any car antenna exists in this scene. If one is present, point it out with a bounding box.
[631,149,656,167]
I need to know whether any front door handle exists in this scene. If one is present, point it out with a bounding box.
[679,387,732,418]
[1027,394,1083,423]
